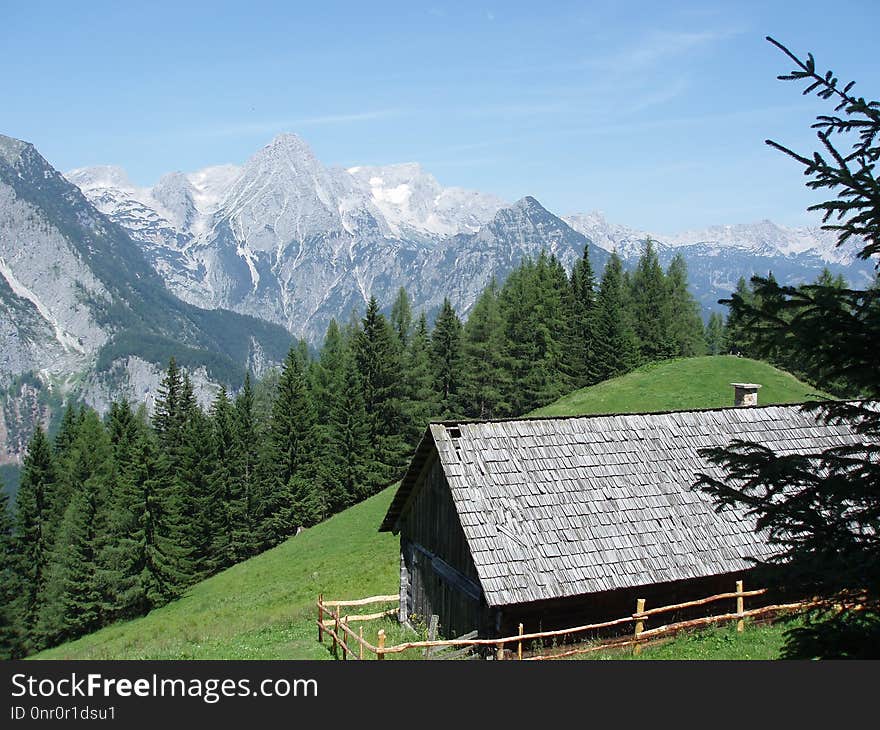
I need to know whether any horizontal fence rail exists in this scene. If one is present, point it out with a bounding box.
[316,581,808,660]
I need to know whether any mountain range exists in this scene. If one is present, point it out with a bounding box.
[68,133,875,340]
[0,130,876,469]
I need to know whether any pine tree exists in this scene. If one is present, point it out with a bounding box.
[390,287,414,350]
[325,349,373,509]
[102,422,184,617]
[430,298,464,418]
[461,280,509,418]
[401,312,439,444]
[723,277,758,356]
[355,297,409,490]
[569,246,600,387]
[254,345,321,548]
[631,237,674,363]
[233,373,259,558]
[208,389,249,569]
[666,253,707,357]
[36,410,112,647]
[153,358,184,446]
[593,252,639,381]
[0,487,17,659]
[10,427,56,653]
[705,312,726,355]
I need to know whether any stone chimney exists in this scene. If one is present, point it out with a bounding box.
[731,383,762,407]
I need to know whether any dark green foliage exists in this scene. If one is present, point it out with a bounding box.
[390,287,414,349]
[705,312,726,355]
[36,410,112,647]
[569,246,600,387]
[255,345,321,549]
[430,298,464,418]
[593,252,639,381]
[208,390,249,569]
[233,374,259,559]
[355,297,409,490]
[697,38,880,658]
[0,488,16,659]
[630,238,674,363]
[10,427,56,653]
[401,312,439,443]
[666,253,707,357]
[461,281,510,418]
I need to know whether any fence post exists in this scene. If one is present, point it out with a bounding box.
[736,580,745,633]
[496,641,504,661]
[518,623,524,660]
[359,626,364,660]
[333,615,339,659]
[633,598,646,656]
[377,629,386,660]
[317,593,324,643]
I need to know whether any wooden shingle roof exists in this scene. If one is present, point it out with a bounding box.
[381,404,863,607]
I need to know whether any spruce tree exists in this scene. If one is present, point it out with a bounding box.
[0,487,17,659]
[705,312,726,355]
[569,246,600,387]
[10,427,56,653]
[593,252,639,381]
[255,345,321,548]
[402,312,439,444]
[430,298,464,419]
[355,297,408,490]
[233,373,259,558]
[36,410,112,647]
[723,277,758,356]
[390,287,414,350]
[666,253,707,357]
[208,389,249,569]
[102,420,185,618]
[461,280,509,418]
[631,237,674,363]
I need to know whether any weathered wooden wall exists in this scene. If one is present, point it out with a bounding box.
[399,455,486,639]
[493,570,768,639]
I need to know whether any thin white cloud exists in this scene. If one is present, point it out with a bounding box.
[198,109,401,138]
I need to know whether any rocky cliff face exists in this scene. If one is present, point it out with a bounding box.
[0,134,293,463]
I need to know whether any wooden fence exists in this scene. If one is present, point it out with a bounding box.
[316,581,806,660]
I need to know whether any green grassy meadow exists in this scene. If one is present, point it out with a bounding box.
[35,356,822,660]
[530,356,829,417]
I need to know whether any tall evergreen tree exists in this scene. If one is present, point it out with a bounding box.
[233,373,259,558]
[401,312,438,444]
[723,277,758,356]
[325,348,373,510]
[593,252,639,381]
[705,312,726,355]
[355,297,409,490]
[36,410,112,647]
[666,253,707,357]
[461,280,509,418]
[430,298,464,418]
[255,345,321,548]
[631,238,674,363]
[0,487,17,659]
[569,246,600,387]
[208,389,249,569]
[103,419,184,619]
[390,287,414,350]
[10,427,56,653]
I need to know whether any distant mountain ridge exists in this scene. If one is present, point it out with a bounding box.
[69,133,876,341]
[0,133,292,464]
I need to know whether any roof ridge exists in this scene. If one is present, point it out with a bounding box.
[428,398,838,427]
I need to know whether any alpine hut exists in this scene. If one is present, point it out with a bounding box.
[379,396,862,639]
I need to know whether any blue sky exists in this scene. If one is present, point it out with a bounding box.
[3,0,878,232]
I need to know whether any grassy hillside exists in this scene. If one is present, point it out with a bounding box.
[37,488,399,659]
[36,356,820,660]
[530,356,829,417]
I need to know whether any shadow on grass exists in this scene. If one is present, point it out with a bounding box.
[780,610,880,659]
